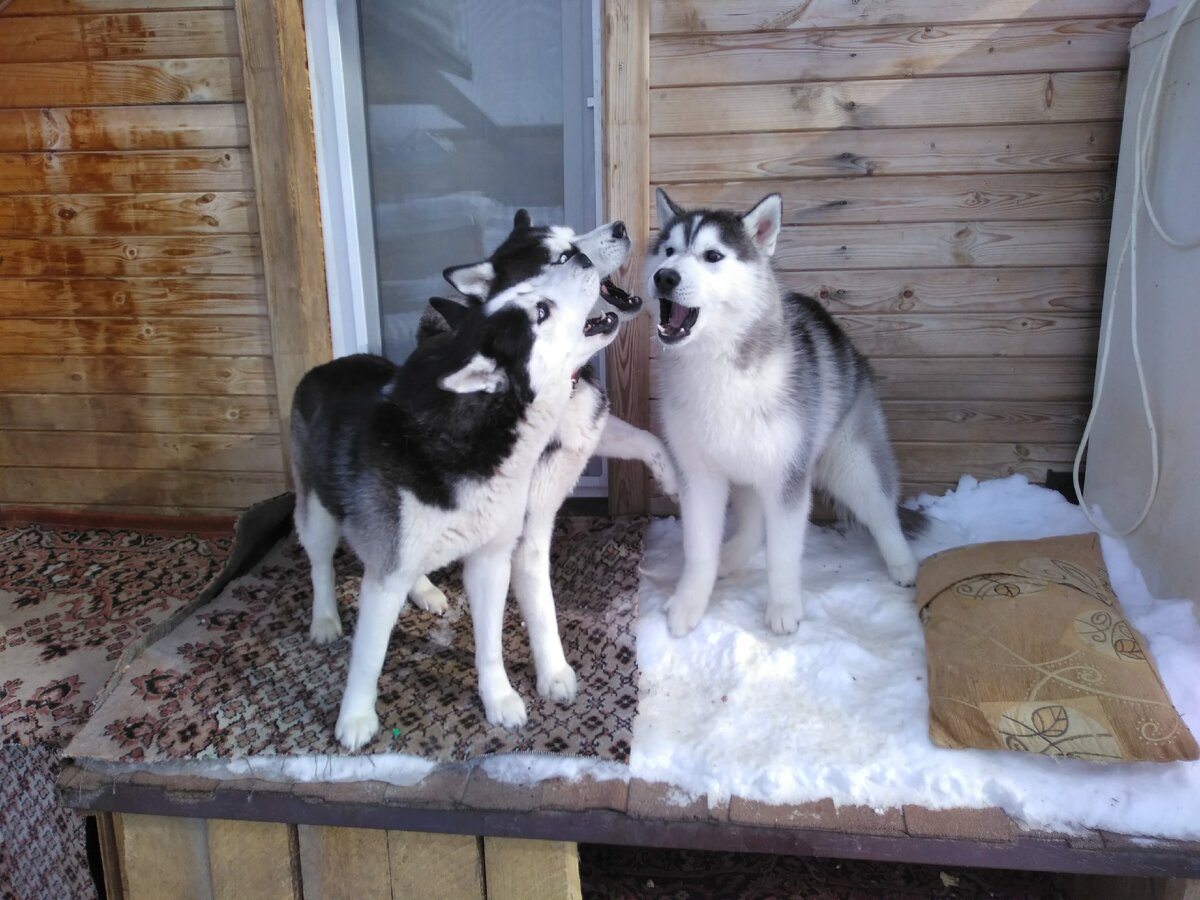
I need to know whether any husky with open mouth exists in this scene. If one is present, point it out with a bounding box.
[647,189,922,638]
[403,211,678,703]
[291,246,620,751]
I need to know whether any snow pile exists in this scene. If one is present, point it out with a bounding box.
[632,475,1200,838]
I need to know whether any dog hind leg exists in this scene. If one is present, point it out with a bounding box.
[667,467,729,637]
[719,485,764,576]
[763,479,811,634]
[295,491,343,645]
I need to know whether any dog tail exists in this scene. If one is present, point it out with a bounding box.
[898,505,928,540]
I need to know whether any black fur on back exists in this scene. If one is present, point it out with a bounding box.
[291,304,536,518]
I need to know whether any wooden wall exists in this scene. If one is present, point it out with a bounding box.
[645,0,1146,508]
[0,0,288,516]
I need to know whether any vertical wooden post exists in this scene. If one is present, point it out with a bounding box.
[602,0,653,515]
[121,814,213,900]
[482,836,582,900]
[235,0,332,478]
[207,819,300,900]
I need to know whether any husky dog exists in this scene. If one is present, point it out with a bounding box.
[408,211,678,639]
[291,248,617,750]
[647,190,921,638]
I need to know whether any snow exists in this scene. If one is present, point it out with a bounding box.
[632,475,1200,838]
[78,476,1200,840]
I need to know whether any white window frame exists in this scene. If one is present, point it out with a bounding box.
[304,0,608,495]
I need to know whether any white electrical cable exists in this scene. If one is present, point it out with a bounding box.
[1073,0,1200,536]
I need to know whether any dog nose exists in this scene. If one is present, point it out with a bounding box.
[654,268,680,293]
[612,221,626,239]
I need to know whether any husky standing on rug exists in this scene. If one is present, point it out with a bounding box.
[291,247,619,751]
[409,211,679,644]
[647,190,922,638]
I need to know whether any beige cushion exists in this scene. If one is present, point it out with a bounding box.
[919,533,1198,763]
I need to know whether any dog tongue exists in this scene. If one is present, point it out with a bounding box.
[669,302,693,329]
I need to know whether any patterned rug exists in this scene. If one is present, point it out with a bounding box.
[67,516,646,763]
[0,518,239,900]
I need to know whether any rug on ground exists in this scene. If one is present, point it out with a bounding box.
[66,515,646,764]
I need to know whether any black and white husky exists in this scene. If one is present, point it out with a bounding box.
[647,190,922,638]
[291,248,618,751]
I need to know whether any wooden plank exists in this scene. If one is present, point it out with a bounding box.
[873,357,1097,401]
[206,819,298,900]
[881,400,1088,442]
[0,393,279,433]
[602,0,651,515]
[96,812,127,900]
[297,825,390,900]
[650,71,1127,136]
[119,813,212,900]
[482,837,582,900]
[0,466,286,508]
[770,220,1111,270]
[0,149,254,193]
[0,430,284,471]
[648,311,1098,358]
[650,0,1149,35]
[0,105,249,152]
[0,354,274,395]
[780,266,1103,314]
[0,316,271,356]
[650,122,1120,182]
[236,0,331,479]
[893,440,1078,483]
[0,192,258,236]
[0,276,265,316]
[4,1,233,15]
[0,10,239,63]
[388,832,484,900]
[655,173,1115,225]
[0,235,262,277]
[651,356,1099,401]
[0,58,243,108]
[651,18,1136,86]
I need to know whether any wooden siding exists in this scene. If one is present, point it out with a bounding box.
[646,0,1141,507]
[0,0,286,515]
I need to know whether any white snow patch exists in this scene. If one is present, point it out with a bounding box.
[631,475,1200,839]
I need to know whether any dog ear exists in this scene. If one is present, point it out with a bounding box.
[513,209,532,230]
[429,296,472,329]
[655,188,684,229]
[741,193,783,258]
[438,353,509,395]
[443,261,495,300]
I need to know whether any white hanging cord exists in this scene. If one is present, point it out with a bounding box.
[1074,0,1200,536]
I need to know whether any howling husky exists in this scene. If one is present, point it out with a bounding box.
[291,247,617,750]
[647,190,921,638]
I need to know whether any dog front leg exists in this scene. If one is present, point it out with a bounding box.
[335,566,415,751]
[763,478,813,635]
[595,415,679,498]
[464,542,527,727]
[667,466,729,637]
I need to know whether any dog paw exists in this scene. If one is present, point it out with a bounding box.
[309,615,343,645]
[483,689,528,728]
[665,594,706,638]
[335,708,379,751]
[718,541,756,577]
[537,665,577,705]
[409,580,450,615]
[766,603,802,635]
[653,455,680,500]
[887,558,919,588]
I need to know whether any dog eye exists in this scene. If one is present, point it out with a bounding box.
[704,250,724,263]
[555,249,574,264]
[536,301,551,323]
[664,247,675,257]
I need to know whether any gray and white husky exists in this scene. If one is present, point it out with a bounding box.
[647,190,921,638]
[291,247,617,751]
